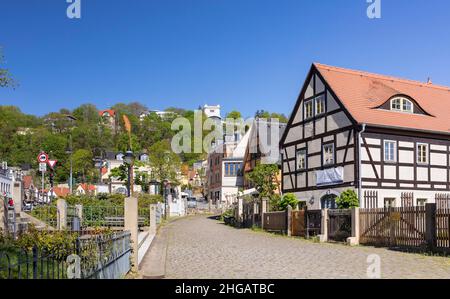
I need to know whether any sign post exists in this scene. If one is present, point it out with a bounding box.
[48,160,57,201]
[38,152,49,202]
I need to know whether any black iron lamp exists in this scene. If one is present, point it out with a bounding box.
[124,149,135,197]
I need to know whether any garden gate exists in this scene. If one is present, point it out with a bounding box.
[436,194,450,250]
[360,206,427,249]
[291,210,306,237]
[305,209,321,238]
[328,209,352,242]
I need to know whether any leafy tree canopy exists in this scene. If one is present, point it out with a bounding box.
[0,47,16,88]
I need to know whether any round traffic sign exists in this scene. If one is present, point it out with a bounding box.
[37,152,49,163]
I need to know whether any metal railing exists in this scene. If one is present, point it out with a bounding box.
[1,230,132,279]
[76,231,131,279]
[82,206,124,228]
[29,205,58,228]
[138,207,150,226]
[0,246,70,279]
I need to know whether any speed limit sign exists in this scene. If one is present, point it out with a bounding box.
[37,152,49,163]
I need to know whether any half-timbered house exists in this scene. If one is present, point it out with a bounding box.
[280,63,450,209]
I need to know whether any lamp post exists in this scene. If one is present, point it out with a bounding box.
[150,179,159,195]
[163,179,169,219]
[124,149,135,197]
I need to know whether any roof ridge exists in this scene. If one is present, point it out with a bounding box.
[314,62,450,92]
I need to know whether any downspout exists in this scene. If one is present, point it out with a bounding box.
[358,124,367,207]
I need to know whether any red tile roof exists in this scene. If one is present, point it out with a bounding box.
[53,187,70,197]
[314,63,450,135]
[23,175,33,189]
[99,109,116,117]
[79,183,96,192]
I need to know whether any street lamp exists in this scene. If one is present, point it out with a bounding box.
[124,149,135,197]
[93,156,104,184]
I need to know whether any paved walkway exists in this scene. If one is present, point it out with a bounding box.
[149,215,450,279]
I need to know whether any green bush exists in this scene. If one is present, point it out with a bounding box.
[138,194,164,208]
[14,225,78,261]
[277,193,299,211]
[336,189,359,209]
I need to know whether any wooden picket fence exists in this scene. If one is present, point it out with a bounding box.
[360,206,427,249]
[262,211,287,233]
[291,210,306,237]
[436,194,450,249]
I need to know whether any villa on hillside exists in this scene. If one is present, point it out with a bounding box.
[99,109,117,132]
[281,63,450,209]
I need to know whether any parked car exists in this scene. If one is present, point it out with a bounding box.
[23,202,33,211]
[187,197,197,208]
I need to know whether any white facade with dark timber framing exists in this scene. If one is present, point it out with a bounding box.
[281,63,450,209]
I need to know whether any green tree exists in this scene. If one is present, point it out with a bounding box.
[148,140,181,194]
[255,110,288,123]
[278,193,299,210]
[336,189,359,209]
[73,104,99,125]
[72,149,94,183]
[226,110,242,120]
[0,48,16,88]
[139,112,174,149]
[247,164,279,199]
[109,161,149,192]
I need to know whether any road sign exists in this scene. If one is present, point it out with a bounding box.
[37,152,49,163]
[48,160,58,169]
[39,162,47,172]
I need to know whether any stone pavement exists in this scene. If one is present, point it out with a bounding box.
[144,215,450,279]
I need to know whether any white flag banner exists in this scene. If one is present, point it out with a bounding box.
[316,167,344,186]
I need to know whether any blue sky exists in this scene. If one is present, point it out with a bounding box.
[1,0,450,118]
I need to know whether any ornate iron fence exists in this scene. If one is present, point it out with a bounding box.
[1,230,132,279]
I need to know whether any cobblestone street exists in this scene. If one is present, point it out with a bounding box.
[163,215,450,279]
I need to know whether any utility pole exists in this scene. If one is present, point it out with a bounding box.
[65,114,77,194]
[69,134,73,194]
[41,170,44,201]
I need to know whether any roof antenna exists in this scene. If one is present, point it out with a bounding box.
[427,77,432,84]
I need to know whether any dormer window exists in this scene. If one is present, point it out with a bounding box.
[390,97,413,113]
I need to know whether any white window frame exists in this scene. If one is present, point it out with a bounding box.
[390,97,413,113]
[416,198,427,207]
[383,140,397,162]
[304,100,313,119]
[417,143,429,164]
[402,99,413,112]
[323,143,335,166]
[315,95,325,116]
[296,149,307,170]
[384,198,396,208]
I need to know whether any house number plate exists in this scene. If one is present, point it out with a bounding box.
[390,212,401,221]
